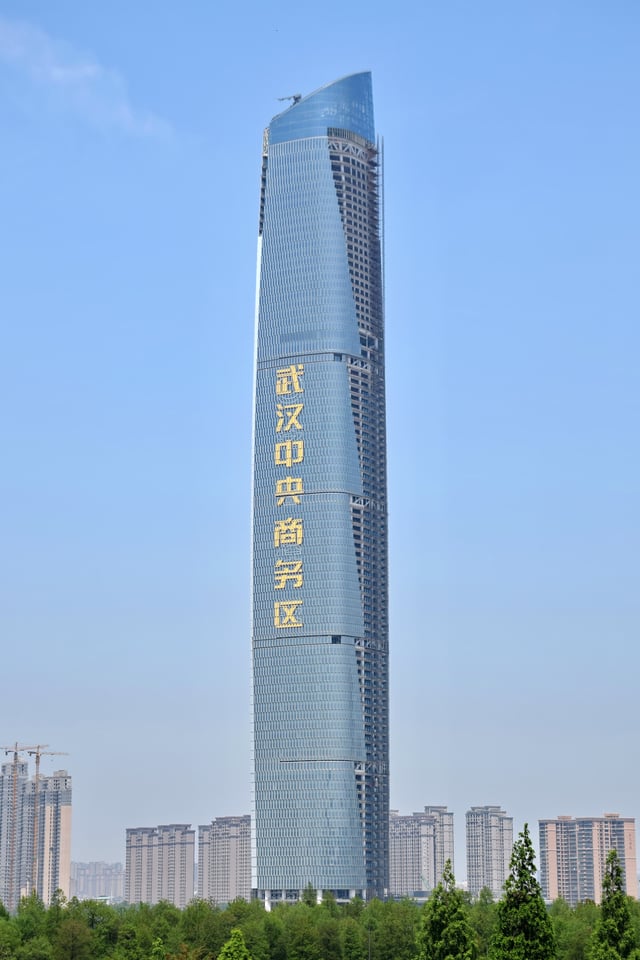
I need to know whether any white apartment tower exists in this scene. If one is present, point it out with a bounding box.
[198,815,251,903]
[389,806,455,899]
[0,761,71,911]
[539,814,638,905]
[125,824,195,908]
[466,805,513,898]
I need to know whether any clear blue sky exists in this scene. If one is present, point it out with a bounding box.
[1,1,638,876]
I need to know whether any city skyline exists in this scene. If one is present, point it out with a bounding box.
[1,1,639,876]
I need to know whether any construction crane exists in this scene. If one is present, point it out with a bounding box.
[277,93,302,105]
[27,746,69,896]
[1,743,40,910]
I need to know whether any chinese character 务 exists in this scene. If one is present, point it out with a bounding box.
[274,560,303,589]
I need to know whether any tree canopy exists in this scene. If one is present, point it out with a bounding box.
[489,822,556,960]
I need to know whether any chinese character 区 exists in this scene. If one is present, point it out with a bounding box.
[274,600,303,627]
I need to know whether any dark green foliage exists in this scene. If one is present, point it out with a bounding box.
[0,917,21,959]
[52,918,92,960]
[317,917,342,960]
[589,850,640,960]
[341,917,366,960]
[0,872,635,960]
[469,887,497,958]
[490,823,556,960]
[281,903,322,960]
[419,860,473,960]
[550,897,599,960]
[302,885,318,907]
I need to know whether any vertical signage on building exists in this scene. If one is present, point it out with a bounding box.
[273,364,305,629]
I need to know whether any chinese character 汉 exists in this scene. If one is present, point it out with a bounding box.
[274,600,303,627]
[274,440,304,467]
[276,402,304,432]
[274,560,303,589]
[276,364,304,395]
[274,517,303,547]
[275,476,304,506]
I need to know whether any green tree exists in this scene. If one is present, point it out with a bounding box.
[469,887,497,958]
[341,917,366,960]
[282,904,321,960]
[17,935,53,960]
[218,927,253,960]
[489,823,555,960]
[302,884,317,907]
[16,894,47,943]
[0,917,21,960]
[52,918,92,960]
[589,850,640,960]
[419,860,473,960]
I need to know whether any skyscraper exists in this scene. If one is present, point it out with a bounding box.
[251,72,388,902]
[539,813,638,905]
[466,805,513,898]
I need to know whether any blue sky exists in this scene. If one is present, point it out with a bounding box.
[1,0,638,876]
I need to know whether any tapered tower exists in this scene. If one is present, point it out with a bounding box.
[251,73,388,902]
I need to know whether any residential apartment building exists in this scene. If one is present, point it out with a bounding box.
[71,862,125,902]
[0,760,72,911]
[198,815,251,903]
[125,824,195,908]
[466,805,513,898]
[539,813,638,905]
[389,806,454,900]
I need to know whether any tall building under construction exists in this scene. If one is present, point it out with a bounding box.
[251,72,389,902]
[0,760,71,911]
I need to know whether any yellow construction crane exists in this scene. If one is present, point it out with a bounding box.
[1,743,40,909]
[26,746,69,896]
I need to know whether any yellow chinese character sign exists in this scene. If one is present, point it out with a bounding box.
[274,560,303,589]
[274,440,304,467]
[276,364,304,395]
[275,476,304,506]
[276,403,304,432]
[274,517,303,547]
[274,601,303,628]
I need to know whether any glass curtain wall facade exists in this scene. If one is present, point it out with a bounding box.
[251,72,388,902]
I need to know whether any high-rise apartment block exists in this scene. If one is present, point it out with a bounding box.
[466,805,513,898]
[125,824,195,908]
[539,814,638,905]
[389,806,454,899]
[198,816,251,904]
[0,760,72,911]
[251,72,388,902]
[70,861,124,902]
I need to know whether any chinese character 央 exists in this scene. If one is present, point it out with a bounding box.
[275,476,304,506]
